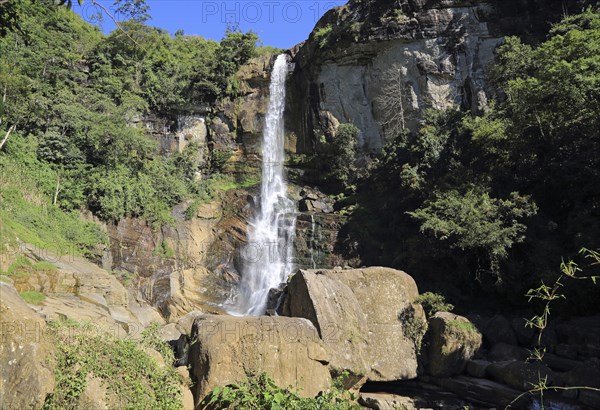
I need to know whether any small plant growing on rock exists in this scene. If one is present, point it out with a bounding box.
[20,290,45,305]
[398,305,428,351]
[313,25,333,48]
[43,320,182,410]
[414,292,454,319]
[202,372,360,410]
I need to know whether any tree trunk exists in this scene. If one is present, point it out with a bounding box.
[0,124,15,150]
[53,175,61,206]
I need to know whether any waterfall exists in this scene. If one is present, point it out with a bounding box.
[309,213,321,269]
[229,54,296,316]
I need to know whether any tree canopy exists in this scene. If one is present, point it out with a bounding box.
[343,9,600,303]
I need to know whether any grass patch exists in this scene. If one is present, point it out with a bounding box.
[448,319,478,334]
[7,255,33,277]
[44,321,183,410]
[20,290,46,305]
[32,261,57,271]
[1,156,107,258]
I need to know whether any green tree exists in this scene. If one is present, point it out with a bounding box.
[408,186,537,277]
[329,123,359,188]
[215,24,258,95]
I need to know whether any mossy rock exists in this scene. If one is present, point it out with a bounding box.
[426,311,482,377]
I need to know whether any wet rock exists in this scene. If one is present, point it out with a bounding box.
[543,353,582,372]
[432,375,526,408]
[219,265,241,284]
[486,361,515,383]
[265,283,287,316]
[556,343,579,359]
[562,360,600,388]
[556,316,600,358]
[466,359,491,378]
[500,361,555,392]
[294,212,349,269]
[188,315,331,403]
[580,389,600,408]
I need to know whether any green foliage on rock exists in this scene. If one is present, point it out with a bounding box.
[19,290,46,305]
[313,25,333,48]
[202,372,360,410]
[216,24,259,96]
[408,187,537,272]
[414,292,454,319]
[344,9,600,307]
[315,123,360,190]
[0,142,107,256]
[0,1,263,231]
[44,320,183,410]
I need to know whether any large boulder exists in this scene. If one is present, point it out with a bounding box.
[281,267,425,382]
[500,361,555,392]
[481,314,518,346]
[0,283,55,409]
[188,315,331,403]
[425,312,482,377]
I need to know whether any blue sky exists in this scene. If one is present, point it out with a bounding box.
[74,0,346,49]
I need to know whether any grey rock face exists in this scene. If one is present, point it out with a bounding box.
[188,315,331,403]
[286,0,588,154]
[288,1,503,153]
[0,283,55,409]
[281,267,425,382]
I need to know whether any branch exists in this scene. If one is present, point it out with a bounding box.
[0,124,15,150]
[89,0,141,47]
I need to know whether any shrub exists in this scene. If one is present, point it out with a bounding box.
[313,25,333,48]
[44,320,182,410]
[202,372,360,410]
[32,261,57,271]
[399,305,428,351]
[7,255,32,276]
[327,123,359,189]
[414,292,454,318]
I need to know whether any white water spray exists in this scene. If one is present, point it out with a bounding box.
[230,54,296,316]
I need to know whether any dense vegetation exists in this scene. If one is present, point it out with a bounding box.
[202,373,360,410]
[340,9,600,310]
[0,0,261,237]
[44,321,183,409]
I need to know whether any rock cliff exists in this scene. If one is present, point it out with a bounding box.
[285,0,591,153]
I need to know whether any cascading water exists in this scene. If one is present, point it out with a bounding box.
[229,54,296,316]
[309,214,321,269]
